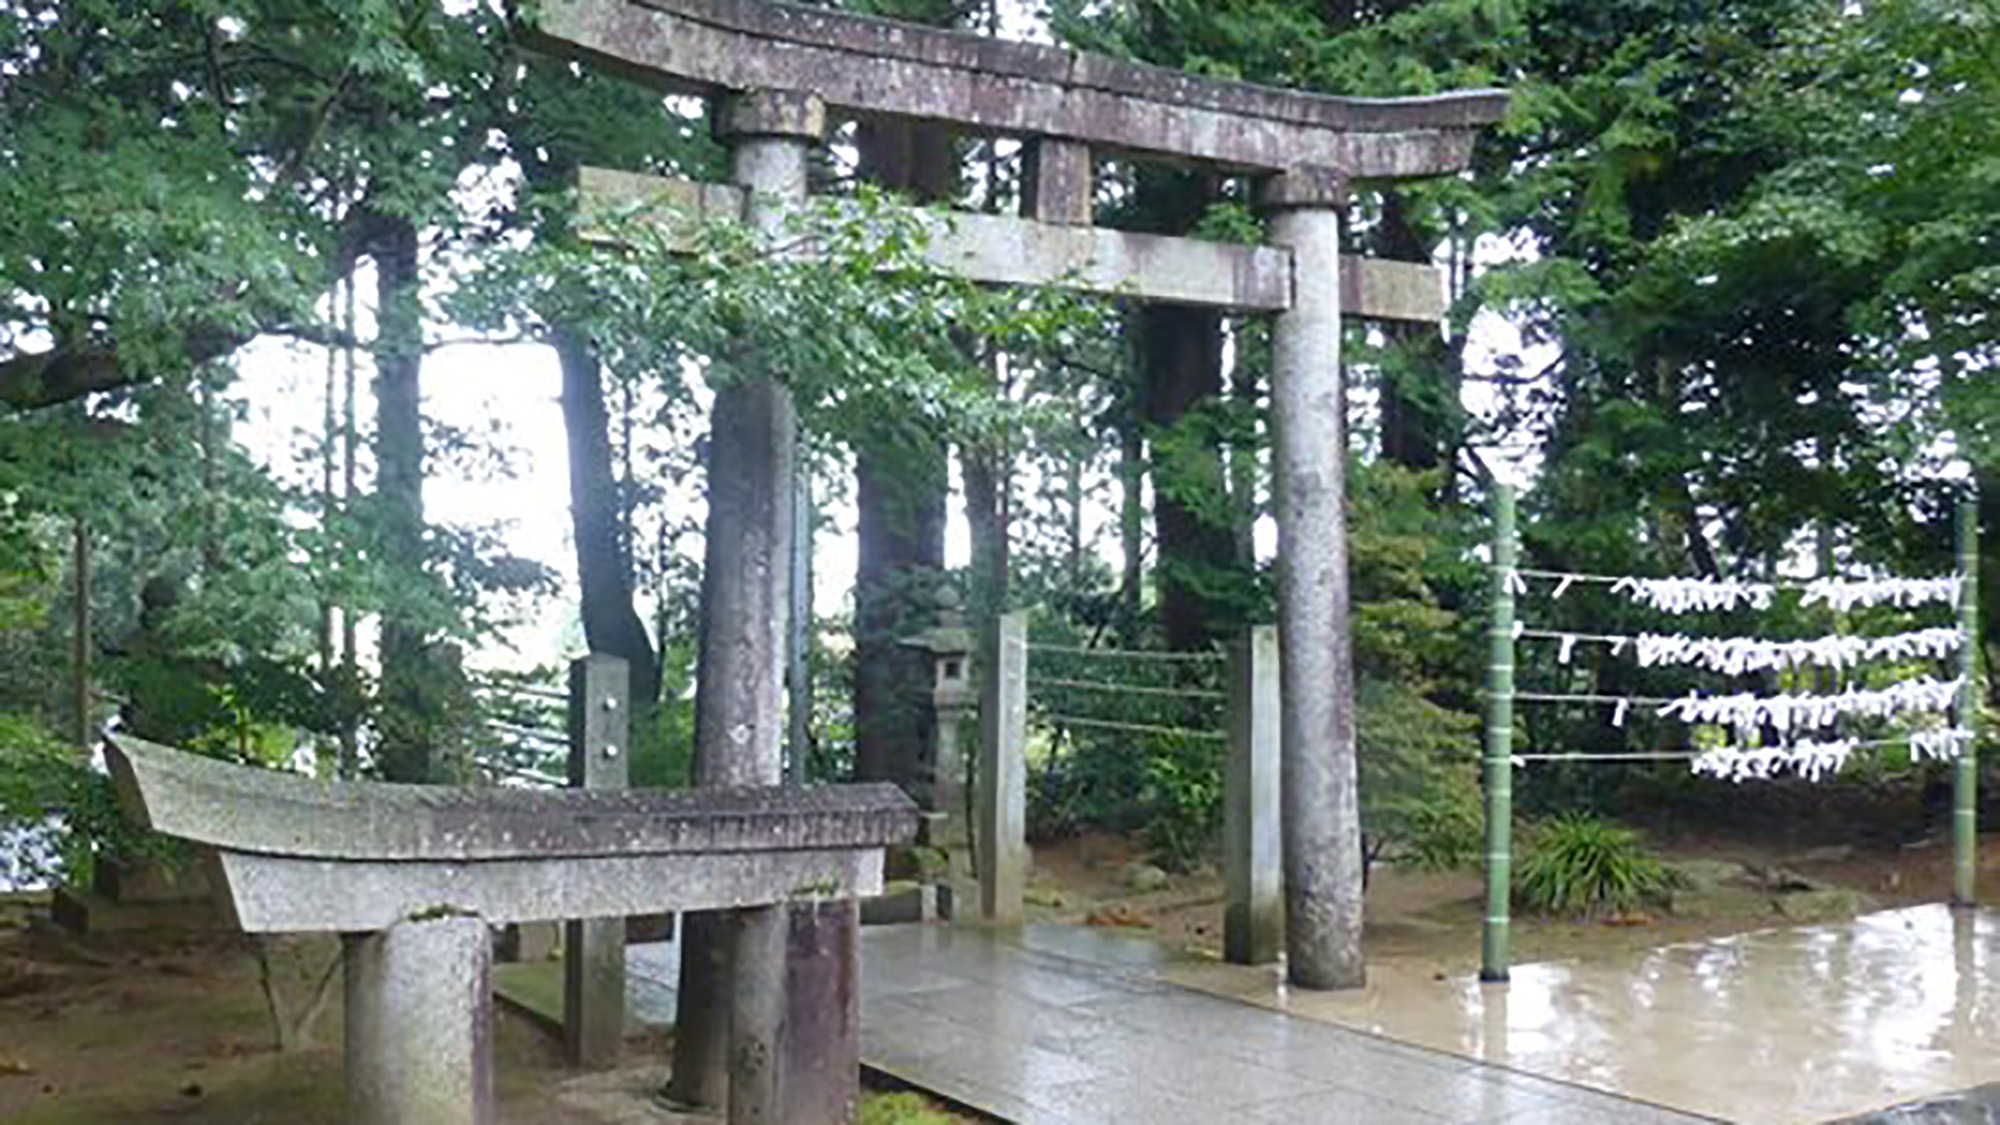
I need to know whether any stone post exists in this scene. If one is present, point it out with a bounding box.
[565,653,630,1068]
[786,472,813,785]
[1954,492,1982,907]
[1481,485,1517,981]
[1225,625,1282,965]
[669,89,824,1118]
[345,913,493,1125]
[1021,138,1093,226]
[1258,167,1365,990]
[976,610,1028,923]
[779,900,860,1121]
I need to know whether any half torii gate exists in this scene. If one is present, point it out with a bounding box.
[533,0,1504,1113]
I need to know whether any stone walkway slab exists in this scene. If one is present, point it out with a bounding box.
[858,925,1715,1125]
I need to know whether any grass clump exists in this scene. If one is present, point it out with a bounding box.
[859,1091,964,1125]
[1515,814,1681,917]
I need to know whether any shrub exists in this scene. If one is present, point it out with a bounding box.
[1515,814,1680,917]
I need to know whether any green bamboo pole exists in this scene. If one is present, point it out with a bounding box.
[1954,491,1982,907]
[1482,483,1517,982]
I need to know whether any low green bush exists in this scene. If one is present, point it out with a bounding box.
[1515,814,1680,917]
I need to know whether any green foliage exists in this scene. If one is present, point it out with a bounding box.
[455,189,1110,454]
[1025,725,1224,874]
[1515,814,1681,917]
[857,1091,959,1125]
[1137,732,1225,871]
[1019,616,1228,867]
[636,638,698,789]
[1350,465,1483,869]
[0,712,172,886]
[1359,679,1483,870]
[1021,464,1483,873]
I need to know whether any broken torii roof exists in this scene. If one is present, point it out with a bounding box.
[533,0,1509,179]
[106,735,919,931]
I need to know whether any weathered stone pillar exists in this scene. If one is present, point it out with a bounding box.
[976,610,1028,923]
[345,914,493,1125]
[670,89,825,1117]
[565,653,629,1069]
[728,899,789,1124]
[1225,625,1283,965]
[1258,168,1364,990]
[1021,138,1093,226]
[779,900,860,1120]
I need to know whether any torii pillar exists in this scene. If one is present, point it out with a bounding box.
[668,89,823,1120]
[1260,168,1364,988]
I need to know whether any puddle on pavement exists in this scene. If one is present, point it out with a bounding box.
[1167,904,2000,1124]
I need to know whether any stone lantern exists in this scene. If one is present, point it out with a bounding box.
[900,585,975,860]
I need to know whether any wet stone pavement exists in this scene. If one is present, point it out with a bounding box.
[853,925,1712,1125]
[604,915,2000,1123]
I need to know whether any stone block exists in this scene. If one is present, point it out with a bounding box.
[1254,166,1350,211]
[345,914,493,1124]
[626,912,675,944]
[861,882,938,926]
[496,921,560,963]
[715,90,827,141]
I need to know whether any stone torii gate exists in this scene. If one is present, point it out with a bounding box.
[533,0,1503,1096]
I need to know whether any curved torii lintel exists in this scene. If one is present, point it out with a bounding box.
[532,0,1509,178]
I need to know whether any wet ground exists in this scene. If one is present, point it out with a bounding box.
[1169,904,2000,1124]
[528,926,1710,1123]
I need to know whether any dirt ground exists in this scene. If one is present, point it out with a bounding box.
[0,896,971,1124]
[1024,823,1975,976]
[0,824,1976,1122]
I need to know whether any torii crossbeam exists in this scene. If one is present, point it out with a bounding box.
[531,0,1504,1118]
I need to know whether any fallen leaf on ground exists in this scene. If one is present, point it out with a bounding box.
[1084,905,1152,928]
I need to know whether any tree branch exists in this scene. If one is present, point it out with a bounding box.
[1,327,248,411]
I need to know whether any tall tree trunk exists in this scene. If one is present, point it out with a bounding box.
[319,300,339,678]
[371,216,446,783]
[1133,171,1237,651]
[1064,443,1085,588]
[1374,193,1459,474]
[339,274,360,779]
[1228,322,1260,566]
[556,326,661,709]
[71,522,90,749]
[851,116,955,789]
[1117,385,1144,636]
[964,450,1010,626]
[965,353,1013,623]
[1979,467,1999,715]
[1140,302,1234,650]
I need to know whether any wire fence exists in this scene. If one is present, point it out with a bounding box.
[1025,638,1230,746]
[470,673,568,788]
